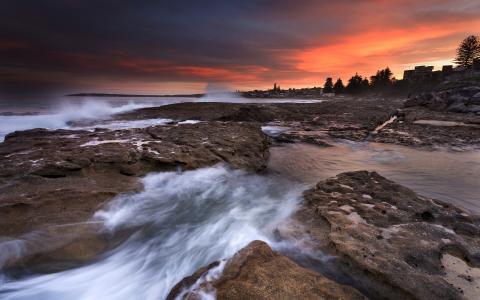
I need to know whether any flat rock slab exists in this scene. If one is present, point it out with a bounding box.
[289,171,480,299]
[116,98,480,149]
[369,107,480,148]
[116,98,398,131]
[0,122,269,238]
[168,240,366,300]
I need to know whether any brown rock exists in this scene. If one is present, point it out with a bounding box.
[168,240,366,300]
[0,122,269,268]
[283,171,480,300]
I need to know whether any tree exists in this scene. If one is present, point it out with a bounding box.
[454,35,480,69]
[323,77,334,93]
[346,73,368,94]
[333,78,345,94]
[370,67,393,88]
[361,78,370,90]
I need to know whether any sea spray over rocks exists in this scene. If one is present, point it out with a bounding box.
[0,165,303,300]
[0,100,152,141]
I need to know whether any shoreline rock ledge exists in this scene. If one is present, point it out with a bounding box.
[0,122,269,269]
[171,171,480,300]
[167,240,366,300]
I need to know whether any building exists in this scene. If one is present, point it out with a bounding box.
[403,70,415,81]
[403,65,453,82]
[442,65,453,75]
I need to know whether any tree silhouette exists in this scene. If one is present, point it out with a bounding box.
[333,78,345,94]
[323,77,334,93]
[361,78,370,90]
[370,67,393,88]
[454,35,480,69]
[346,73,368,94]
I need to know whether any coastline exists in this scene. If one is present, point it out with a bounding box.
[1,82,480,299]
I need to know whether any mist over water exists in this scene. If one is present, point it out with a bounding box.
[0,165,303,300]
[0,100,154,141]
[0,94,323,141]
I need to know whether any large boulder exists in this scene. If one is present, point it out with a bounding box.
[168,240,366,300]
[282,171,480,300]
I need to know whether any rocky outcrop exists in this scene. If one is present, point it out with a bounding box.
[405,78,480,114]
[369,107,480,148]
[116,99,397,130]
[281,171,480,300]
[115,97,480,149]
[170,172,480,300]
[0,122,269,268]
[115,97,402,146]
[168,240,366,300]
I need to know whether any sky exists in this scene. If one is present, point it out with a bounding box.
[1,0,480,97]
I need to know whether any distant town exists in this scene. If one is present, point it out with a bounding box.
[70,36,480,99]
[241,58,480,98]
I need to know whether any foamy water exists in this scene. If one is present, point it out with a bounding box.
[0,95,322,141]
[0,165,302,300]
[0,100,154,141]
[2,94,479,299]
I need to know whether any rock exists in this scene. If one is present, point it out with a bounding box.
[115,98,480,149]
[283,171,480,300]
[447,101,470,113]
[275,132,332,147]
[0,122,269,268]
[468,105,480,113]
[168,240,366,300]
[404,93,431,108]
[372,106,480,148]
[468,92,480,105]
[406,80,480,115]
[456,86,480,98]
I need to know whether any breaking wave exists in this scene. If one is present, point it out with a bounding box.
[0,100,151,141]
[0,165,303,300]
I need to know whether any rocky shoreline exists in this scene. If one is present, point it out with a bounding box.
[1,87,480,299]
[170,171,480,300]
[113,92,480,149]
[0,122,269,270]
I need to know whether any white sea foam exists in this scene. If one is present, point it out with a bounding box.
[75,118,174,131]
[0,165,302,300]
[261,126,290,137]
[0,100,152,141]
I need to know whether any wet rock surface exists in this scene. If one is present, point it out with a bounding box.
[116,98,398,130]
[116,97,402,146]
[169,171,480,300]
[282,171,480,300]
[405,77,480,114]
[168,240,366,300]
[387,77,480,148]
[370,107,480,148]
[2,92,480,298]
[115,95,480,149]
[0,122,269,268]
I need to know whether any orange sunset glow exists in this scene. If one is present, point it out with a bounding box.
[1,0,480,95]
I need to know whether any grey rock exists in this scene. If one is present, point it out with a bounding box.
[447,101,470,113]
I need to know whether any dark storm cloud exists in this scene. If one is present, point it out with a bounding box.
[1,0,479,95]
